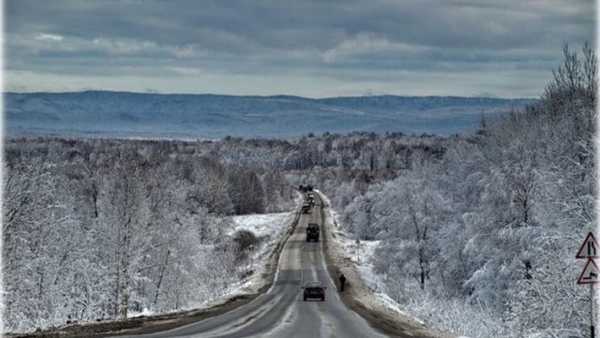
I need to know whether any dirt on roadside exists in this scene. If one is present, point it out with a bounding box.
[318,194,457,338]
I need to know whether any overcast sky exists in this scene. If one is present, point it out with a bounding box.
[4,0,596,98]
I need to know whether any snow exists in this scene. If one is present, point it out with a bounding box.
[228,213,290,239]
[129,308,155,318]
[229,211,296,294]
[320,192,430,327]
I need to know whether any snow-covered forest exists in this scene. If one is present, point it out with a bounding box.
[3,44,596,337]
[324,44,596,337]
[3,137,296,332]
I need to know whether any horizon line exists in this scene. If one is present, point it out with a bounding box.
[3,90,539,101]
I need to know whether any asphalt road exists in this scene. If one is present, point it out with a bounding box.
[116,195,388,338]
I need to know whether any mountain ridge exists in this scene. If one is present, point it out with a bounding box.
[5,91,535,139]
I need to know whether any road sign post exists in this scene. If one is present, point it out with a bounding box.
[592,284,595,338]
[576,232,599,338]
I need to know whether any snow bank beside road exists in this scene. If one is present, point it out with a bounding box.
[319,191,457,338]
[230,211,297,295]
[327,210,425,324]
[229,213,291,239]
[181,210,297,315]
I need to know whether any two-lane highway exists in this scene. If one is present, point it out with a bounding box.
[117,193,387,338]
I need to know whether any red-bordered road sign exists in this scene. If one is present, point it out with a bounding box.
[576,232,598,259]
[577,258,600,284]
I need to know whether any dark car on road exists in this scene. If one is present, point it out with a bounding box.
[302,281,326,301]
[306,223,319,242]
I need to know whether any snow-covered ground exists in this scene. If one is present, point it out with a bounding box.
[319,193,461,338]
[228,213,292,239]
[229,212,296,294]
[319,193,429,326]
[128,211,296,320]
[328,212,426,322]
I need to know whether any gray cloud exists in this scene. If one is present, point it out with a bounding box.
[4,0,595,97]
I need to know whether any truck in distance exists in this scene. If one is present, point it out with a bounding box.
[301,203,311,214]
[299,184,313,192]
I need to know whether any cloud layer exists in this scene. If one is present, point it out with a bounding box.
[4,0,595,98]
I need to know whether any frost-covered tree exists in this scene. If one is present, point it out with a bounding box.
[96,149,153,318]
[228,166,265,215]
[371,170,449,291]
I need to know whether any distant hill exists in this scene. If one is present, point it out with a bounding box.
[4,91,534,139]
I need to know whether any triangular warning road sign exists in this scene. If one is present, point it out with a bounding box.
[577,259,600,284]
[576,232,598,259]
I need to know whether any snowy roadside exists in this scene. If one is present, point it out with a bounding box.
[182,208,300,314]
[230,191,438,332]
[125,210,299,320]
[327,223,425,324]
[228,211,298,294]
[319,191,461,338]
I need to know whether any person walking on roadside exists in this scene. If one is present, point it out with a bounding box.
[339,273,346,291]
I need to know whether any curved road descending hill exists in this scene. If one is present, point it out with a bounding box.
[116,196,387,338]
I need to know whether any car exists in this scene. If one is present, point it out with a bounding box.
[306,223,319,242]
[307,193,315,206]
[302,281,326,301]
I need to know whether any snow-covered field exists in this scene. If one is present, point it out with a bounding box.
[229,212,296,294]
[228,213,292,239]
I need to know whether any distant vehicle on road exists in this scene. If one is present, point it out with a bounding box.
[299,184,313,192]
[307,192,315,205]
[302,281,326,301]
[301,203,311,214]
[306,223,319,242]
